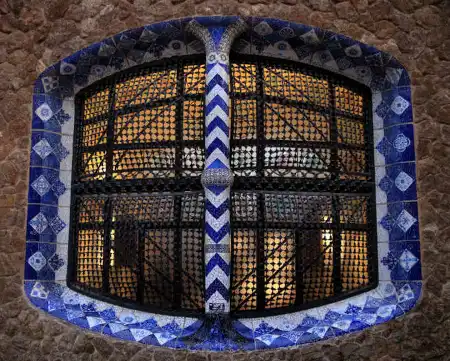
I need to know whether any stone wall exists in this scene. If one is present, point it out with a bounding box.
[0,0,449,360]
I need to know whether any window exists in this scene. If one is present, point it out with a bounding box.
[67,53,377,315]
[69,57,206,313]
[229,56,377,315]
[26,16,420,350]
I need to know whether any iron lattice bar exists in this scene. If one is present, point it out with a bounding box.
[67,50,377,317]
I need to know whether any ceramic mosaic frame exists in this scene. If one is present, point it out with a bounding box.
[25,16,421,351]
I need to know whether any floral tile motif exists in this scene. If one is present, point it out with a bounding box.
[375,124,415,166]
[381,162,417,203]
[25,16,420,350]
[28,167,69,206]
[26,204,68,243]
[30,131,71,170]
[378,201,419,242]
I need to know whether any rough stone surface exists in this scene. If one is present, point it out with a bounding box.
[0,0,449,360]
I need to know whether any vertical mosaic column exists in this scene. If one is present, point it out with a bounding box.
[186,19,247,313]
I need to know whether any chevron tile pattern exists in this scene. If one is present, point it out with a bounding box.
[187,19,247,313]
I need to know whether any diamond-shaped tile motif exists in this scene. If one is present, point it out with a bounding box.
[30,282,49,299]
[42,76,59,92]
[31,175,51,196]
[28,251,47,272]
[394,171,414,192]
[48,253,65,271]
[395,210,417,232]
[376,137,391,156]
[397,284,415,303]
[51,180,67,197]
[60,62,77,75]
[29,213,49,234]
[344,44,362,58]
[52,142,69,161]
[379,176,393,192]
[33,139,53,159]
[300,29,320,44]
[385,67,403,85]
[390,95,410,115]
[35,103,54,122]
[253,21,273,36]
[399,250,418,272]
[49,216,66,234]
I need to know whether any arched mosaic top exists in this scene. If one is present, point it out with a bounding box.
[25,16,420,351]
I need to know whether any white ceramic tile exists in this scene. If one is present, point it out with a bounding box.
[375,166,388,204]
[376,203,389,243]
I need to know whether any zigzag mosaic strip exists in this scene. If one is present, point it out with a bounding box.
[25,16,421,350]
[187,19,247,313]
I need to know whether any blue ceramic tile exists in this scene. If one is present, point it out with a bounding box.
[393,281,422,313]
[379,87,413,127]
[375,124,415,165]
[28,167,69,206]
[30,131,70,169]
[383,241,421,281]
[26,204,63,243]
[32,94,64,132]
[379,162,417,203]
[379,201,419,241]
[24,242,57,280]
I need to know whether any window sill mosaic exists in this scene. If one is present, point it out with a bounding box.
[25,16,421,351]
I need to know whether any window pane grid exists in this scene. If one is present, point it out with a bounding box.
[230,55,376,314]
[70,57,205,314]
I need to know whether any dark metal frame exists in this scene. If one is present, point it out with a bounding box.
[67,52,378,318]
[67,55,207,316]
[229,53,378,317]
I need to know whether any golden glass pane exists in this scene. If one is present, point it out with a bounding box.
[82,120,107,147]
[264,103,330,141]
[84,89,109,120]
[341,231,369,291]
[232,229,257,311]
[115,70,177,109]
[113,148,176,179]
[233,99,257,140]
[302,230,334,302]
[109,228,138,301]
[264,230,296,309]
[263,67,329,106]
[79,198,105,224]
[114,105,176,144]
[143,229,175,305]
[338,149,366,177]
[183,100,203,141]
[184,64,205,94]
[76,229,104,288]
[231,63,257,93]
[340,197,368,224]
[81,151,106,181]
[337,117,365,145]
[112,196,174,222]
[335,87,364,116]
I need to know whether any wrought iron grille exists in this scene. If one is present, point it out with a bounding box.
[68,56,206,314]
[229,55,377,315]
[68,53,377,316]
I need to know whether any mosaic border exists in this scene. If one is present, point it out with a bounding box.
[25,16,420,351]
